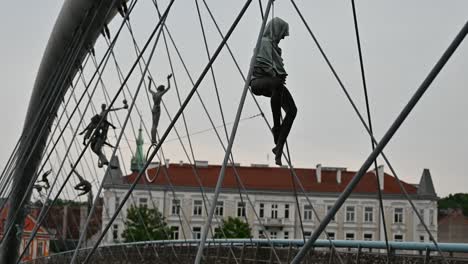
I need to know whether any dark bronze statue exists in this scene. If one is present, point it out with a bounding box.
[71,164,92,197]
[37,169,52,190]
[81,101,127,168]
[148,74,172,144]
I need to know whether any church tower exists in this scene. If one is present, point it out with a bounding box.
[130,124,146,172]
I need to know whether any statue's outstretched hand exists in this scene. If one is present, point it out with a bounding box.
[167,73,173,80]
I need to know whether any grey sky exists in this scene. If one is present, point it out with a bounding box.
[0,0,467,198]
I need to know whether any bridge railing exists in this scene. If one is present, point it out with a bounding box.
[24,239,468,263]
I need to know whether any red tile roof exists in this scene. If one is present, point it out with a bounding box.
[122,164,418,195]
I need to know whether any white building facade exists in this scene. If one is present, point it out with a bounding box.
[102,157,438,245]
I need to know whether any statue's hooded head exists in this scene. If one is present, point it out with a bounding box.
[263,17,289,43]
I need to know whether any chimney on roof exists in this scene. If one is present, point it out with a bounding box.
[251,163,269,168]
[316,164,322,183]
[336,169,342,184]
[195,160,209,167]
[179,160,184,166]
[377,165,384,190]
[165,159,170,168]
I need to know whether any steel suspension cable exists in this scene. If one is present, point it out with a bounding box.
[290,15,468,264]
[101,32,192,248]
[71,5,173,262]
[145,4,281,260]
[113,12,243,260]
[194,3,344,261]
[85,1,256,262]
[194,1,273,262]
[77,71,155,260]
[290,1,449,262]
[349,0,390,260]
[0,54,96,245]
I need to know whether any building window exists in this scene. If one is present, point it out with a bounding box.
[115,196,120,213]
[304,231,311,239]
[303,205,313,221]
[193,226,201,239]
[259,230,265,238]
[345,233,355,240]
[419,209,425,224]
[237,202,246,217]
[270,231,277,239]
[37,241,44,257]
[364,207,373,223]
[284,231,289,239]
[171,226,179,240]
[193,200,203,216]
[172,199,181,215]
[429,209,434,226]
[215,201,224,216]
[22,240,31,257]
[139,197,148,208]
[259,203,265,218]
[284,204,290,219]
[345,206,355,222]
[271,204,278,219]
[113,224,119,240]
[394,208,404,223]
[420,235,425,242]
[394,234,403,242]
[327,205,335,222]
[327,232,335,240]
[363,233,373,241]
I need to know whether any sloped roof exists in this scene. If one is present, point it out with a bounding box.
[417,168,437,198]
[120,163,419,195]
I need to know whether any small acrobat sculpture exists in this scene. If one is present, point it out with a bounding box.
[37,169,52,190]
[80,101,127,168]
[70,164,92,197]
[148,74,172,144]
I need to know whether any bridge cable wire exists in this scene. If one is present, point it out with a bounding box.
[68,4,175,263]
[0,53,95,246]
[63,101,130,260]
[83,1,262,262]
[197,1,345,262]
[123,0,255,256]
[78,68,157,260]
[96,7,247,260]
[289,1,468,262]
[349,1,391,261]
[10,0,141,251]
[91,50,182,262]
[14,1,144,259]
[103,28,193,255]
[290,1,449,262]
[192,1,277,262]
[193,0,257,246]
[147,0,284,260]
[0,50,90,217]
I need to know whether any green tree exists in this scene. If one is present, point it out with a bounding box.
[122,205,170,242]
[438,193,468,216]
[214,217,251,239]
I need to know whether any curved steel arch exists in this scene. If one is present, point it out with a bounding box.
[0,0,123,262]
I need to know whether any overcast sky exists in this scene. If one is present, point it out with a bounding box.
[0,0,467,198]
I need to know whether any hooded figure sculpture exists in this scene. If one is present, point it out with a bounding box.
[250,17,297,166]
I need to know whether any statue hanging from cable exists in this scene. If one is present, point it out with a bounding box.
[80,100,127,168]
[148,74,172,145]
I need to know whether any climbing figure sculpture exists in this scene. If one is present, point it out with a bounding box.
[37,169,52,190]
[148,74,172,144]
[81,101,127,167]
[33,184,43,194]
[250,17,297,166]
[71,164,92,197]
